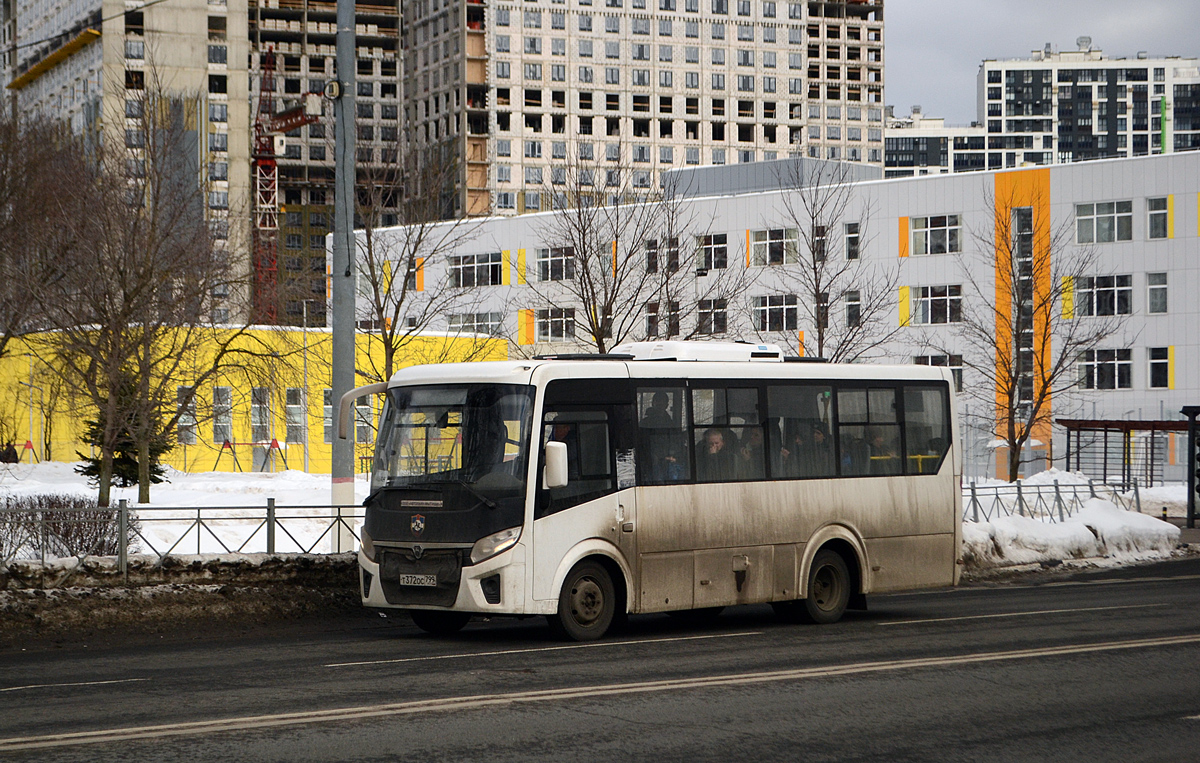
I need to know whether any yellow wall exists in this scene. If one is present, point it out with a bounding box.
[0,329,507,474]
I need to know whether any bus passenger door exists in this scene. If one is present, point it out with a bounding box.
[531,379,636,604]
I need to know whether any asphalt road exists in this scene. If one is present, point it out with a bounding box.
[5,559,1200,762]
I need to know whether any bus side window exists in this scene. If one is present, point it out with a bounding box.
[636,388,690,484]
[837,387,901,476]
[539,410,615,516]
[693,386,764,482]
[767,384,834,479]
[903,386,950,474]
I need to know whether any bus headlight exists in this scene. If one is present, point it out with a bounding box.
[470,526,521,565]
[360,528,376,562]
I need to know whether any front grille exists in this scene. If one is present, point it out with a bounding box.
[378,548,464,608]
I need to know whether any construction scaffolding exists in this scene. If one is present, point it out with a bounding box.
[1057,418,1189,489]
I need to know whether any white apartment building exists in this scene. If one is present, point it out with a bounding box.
[884,40,1200,178]
[404,0,885,215]
[883,106,985,178]
[978,38,1200,168]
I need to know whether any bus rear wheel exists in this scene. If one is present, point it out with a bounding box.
[799,549,851,624]
[410,609,471,636]
[549,561,615,642]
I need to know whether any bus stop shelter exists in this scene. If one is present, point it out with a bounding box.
[1057,418,1189,489]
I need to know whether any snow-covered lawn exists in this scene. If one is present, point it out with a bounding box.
[0,462,1186,571]
[0,462,371,557]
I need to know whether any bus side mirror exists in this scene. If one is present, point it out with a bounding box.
[544,441,569,489]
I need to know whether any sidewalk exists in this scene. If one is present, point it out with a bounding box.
[1163,517,1200,546]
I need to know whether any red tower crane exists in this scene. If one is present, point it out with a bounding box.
[252,47,322,324]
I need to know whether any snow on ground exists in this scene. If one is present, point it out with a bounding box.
[0,462,371,557]
[0,462,1187,570]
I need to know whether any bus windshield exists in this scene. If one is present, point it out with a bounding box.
[371,384,536,496]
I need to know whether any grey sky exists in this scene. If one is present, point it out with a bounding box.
[886,0,1200,124]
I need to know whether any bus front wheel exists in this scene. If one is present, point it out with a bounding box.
[410,609,471,636]
[774,549,851,625]
[550,560,616,642]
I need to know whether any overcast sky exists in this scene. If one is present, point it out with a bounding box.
[885,0,1200,124]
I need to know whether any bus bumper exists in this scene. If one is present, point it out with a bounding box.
[359,543,528,615]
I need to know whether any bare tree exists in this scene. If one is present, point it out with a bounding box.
[0,115,76,358]
[354,139,492,383]
[752,159,899,361]
[525,152,756,354]
[27,70,260,505]
[939,183,1126,482]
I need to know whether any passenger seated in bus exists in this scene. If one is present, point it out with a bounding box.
[841,431,871,476]
[804,422,835,477]
[776,419,807,478]
[696,427,738,482]
[736,426,765,480]
[868,427,900,475]
[641,391,685,482]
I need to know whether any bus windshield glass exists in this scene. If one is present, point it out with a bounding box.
[371,384,535,495]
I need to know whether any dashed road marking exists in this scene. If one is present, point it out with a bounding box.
[876,602,1169,626]
[326,630,764,668]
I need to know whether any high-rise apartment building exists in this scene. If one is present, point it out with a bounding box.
[9,0,253,320]
[1,0,15,111]
[978,39,1200,169]
[882,105,985,178]
[405,0,885,216]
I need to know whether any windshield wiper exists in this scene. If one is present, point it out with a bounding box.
[454,479,500,511]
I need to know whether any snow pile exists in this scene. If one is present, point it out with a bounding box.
[962,497,1181,570]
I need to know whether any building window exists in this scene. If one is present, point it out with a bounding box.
[914,354,963,393]
[209,103,227,123]
[698,299,728,335]
[536,308,575,340]
[698,233,728,270]
[207,44,227,64]
[750,228,799,265]
[449,252,503,288]
[844,222,860,260]
[285,388,305,443]
[1078,349,1132,390]
[355,396,373,444]
[752,294,797,332]
[845,290,861,328]
[1076,201,1132,243]
[497,192,515,209]
[250,387,270,442]
[176,387,196,445]
[537,247,575,281]
[1147,272,1167,314]
[1075,275,1132,316]
[911,215,961,255]
[323,389,334,443]
[911,285,962,325]
[449,312,504,336]
[213,386,232,444]
[645,300,680,338]
[1148,347,1170,389]
[646,238,680,273]
[1148,197,1168,239]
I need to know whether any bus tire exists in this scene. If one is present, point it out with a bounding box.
[410,609,472,636]
[798,548,851,624]
[549,560,615,642]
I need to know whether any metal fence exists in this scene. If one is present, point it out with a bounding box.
[962,479,1141,524]
[0,481,1152,580]
[0,500,364,575]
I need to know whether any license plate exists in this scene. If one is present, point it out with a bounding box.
[398,574,437,587]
